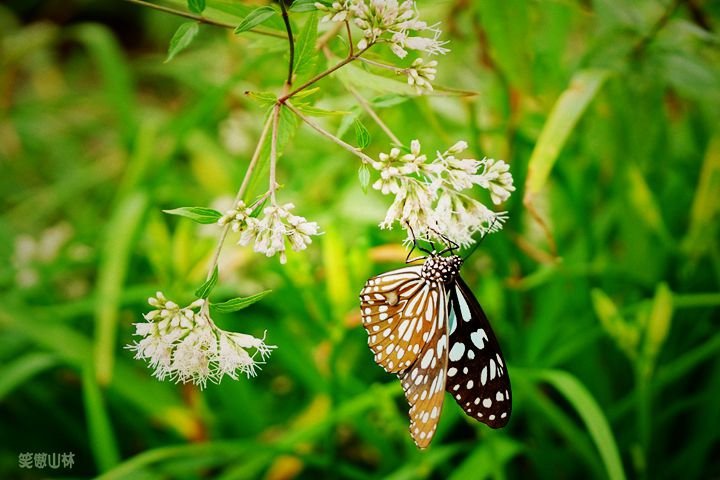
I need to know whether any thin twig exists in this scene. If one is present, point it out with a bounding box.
[122,0,286,39]
[205,114,273,281]
[278,47,370,102]
[269,104,282,202]
[344,20,354,56]
[358,56,403,73]
[346,83,402,145]
[285,101,373,164]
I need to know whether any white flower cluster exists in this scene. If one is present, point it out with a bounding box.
[127,292,275,388]
[218,200,253,232]
[233,203,320,264]
[316,0,449,58]
[371,140,515,247]
[406,58,437,94]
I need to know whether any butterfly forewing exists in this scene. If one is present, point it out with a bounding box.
[397,286,449,448]
[360,266,440,373]
[445,277,511,428]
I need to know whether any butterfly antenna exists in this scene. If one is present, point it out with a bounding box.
[462,217,500,261]
[405,222,431,263]
[428,224,459,255]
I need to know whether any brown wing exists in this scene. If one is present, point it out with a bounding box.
[360,266,439,373]
[397,285,449,448]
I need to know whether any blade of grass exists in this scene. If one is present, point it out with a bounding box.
[82,362,120,471]
[523,69,609,252]
[94,191,149,385]
[0,352,58,401]
[535,369,627,480]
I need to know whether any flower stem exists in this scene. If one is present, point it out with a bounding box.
[279,0,295,86]
[346,83,402,145]
[285,101,373,164]
[269,104,282,202]
[122,0,286,38]
[204,114,274,281]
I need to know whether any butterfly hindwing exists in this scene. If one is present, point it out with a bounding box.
[397,286,449,448]
[445,277,511,428]
[360,266,438,373]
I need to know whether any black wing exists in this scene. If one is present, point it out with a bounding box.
[444,276,511,428]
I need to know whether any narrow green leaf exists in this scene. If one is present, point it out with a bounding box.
[234,6,277,35]
[290,0,322,12]
[523,69,609,200]
[195,267,218,299]
[537,370,627,480]
[293,12,319,75]
[210,290,272,313]
[293,102,350,116]
[83,363,120,470]
[246,90,278,107]
[95,192,149,385]
[250,197,268,218]
[163,206,222,224]
[187,0,205,14]
[643,283,673,364]
[683,135,720,254]
[292,87,320,99]
[354,119,370,148]
[165,22,200,63]
[626,165,671,243]
[358,164,370,193]
[0,353,57,401]
[591,288,638,358]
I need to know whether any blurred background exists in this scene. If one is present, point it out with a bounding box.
[1,0,719,478]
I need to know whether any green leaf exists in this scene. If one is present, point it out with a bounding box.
[162,206,222,224]
[234,6,277,35]
[211,290,272,313]
[523,69,609,201]
[358,164,370,193]
[165,22,200,63]
[643,283,673,364]
[195,267,218,299]
[293,102,350,116]
[536,370,627,480]
[290,0,322,12]
[246,91,278,107]
[354,119,370,149]
[0,353,58,401]
[187,0,205,14]
[294,12,319,76]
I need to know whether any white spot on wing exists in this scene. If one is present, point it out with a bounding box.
[470,329,488,350]
[449,342,465,361]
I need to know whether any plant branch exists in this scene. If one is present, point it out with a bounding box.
[122,0,286,39]
[285,101,373,164]
[205,113,274,281]
[345,83,402,145]
[279,0,295,85]
[278,46,370,102]
[269,105,282,202]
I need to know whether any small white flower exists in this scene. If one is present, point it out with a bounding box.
[218,200,253,232]
[372,139,514,246]
[405,58,437,94]
[473,158,516,205]
[319,1,449,58]
[316,1,351,23]
[239,203,320,264]
[126,293,276,388]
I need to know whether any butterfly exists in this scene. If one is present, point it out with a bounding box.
[359,239,511,448]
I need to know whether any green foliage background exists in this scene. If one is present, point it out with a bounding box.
[1,0,719,478]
